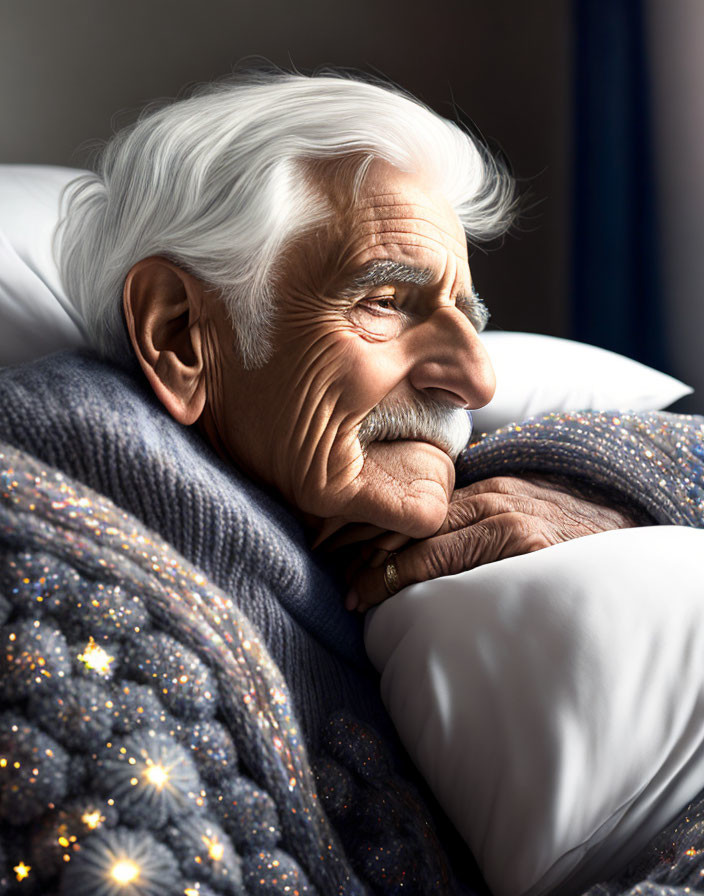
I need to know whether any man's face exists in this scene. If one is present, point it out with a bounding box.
[204,160,496,538]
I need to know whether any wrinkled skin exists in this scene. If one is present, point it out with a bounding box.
[201,160,496,540]
[125,158,639,611]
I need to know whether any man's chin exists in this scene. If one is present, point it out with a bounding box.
[295,439,455,541]
[353,438,455,537]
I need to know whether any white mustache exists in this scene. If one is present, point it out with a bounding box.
[358,395,473,461]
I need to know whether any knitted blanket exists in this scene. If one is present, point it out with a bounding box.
[0,443,360,895]
[458,410,704,527]
[0,351,704,896]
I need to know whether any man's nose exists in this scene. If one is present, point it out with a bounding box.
[407,306,496,409]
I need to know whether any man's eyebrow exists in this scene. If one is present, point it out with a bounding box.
[338,258,490,332]
[458,290,490,333]
[337,260,434,297]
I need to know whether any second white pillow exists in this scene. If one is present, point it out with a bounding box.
[473,331,692,432]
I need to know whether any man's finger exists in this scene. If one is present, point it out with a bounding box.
[350,513,541,611]
[441,492,553,533]
[452,475,571,502]
[368,531,412,568]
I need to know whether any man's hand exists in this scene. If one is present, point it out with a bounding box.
[346,475,640,612]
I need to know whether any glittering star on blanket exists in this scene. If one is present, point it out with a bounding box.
[77,637,115,674]
[13,862,31,881]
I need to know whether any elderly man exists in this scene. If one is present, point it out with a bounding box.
[1,72,702,896]
[59,73,639,608]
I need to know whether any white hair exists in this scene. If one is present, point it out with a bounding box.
[57,71,516,368]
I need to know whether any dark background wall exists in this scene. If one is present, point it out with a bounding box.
[646,0,704,411]
[0,0,572,341]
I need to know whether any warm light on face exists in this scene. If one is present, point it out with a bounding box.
[110,859,140,884]
[143,763,170,789]
[77,637,114,674]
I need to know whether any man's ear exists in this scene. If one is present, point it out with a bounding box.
[123,256,208,425]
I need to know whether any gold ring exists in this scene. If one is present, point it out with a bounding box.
[383,553,401,596]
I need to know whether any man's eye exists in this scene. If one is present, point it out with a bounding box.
[359,296,398,315]
[347,295,404,339]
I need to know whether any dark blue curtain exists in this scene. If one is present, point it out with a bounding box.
[572,0,668,371]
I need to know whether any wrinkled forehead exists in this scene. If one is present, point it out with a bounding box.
[300,158,470,288]
[354,159,467,247]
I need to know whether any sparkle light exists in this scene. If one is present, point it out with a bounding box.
[202,833,224,861]
[143,763,170,789]
[81,809,105,830]
[110,859,140,884]
[77,636,114,674]
[14,862,31,881]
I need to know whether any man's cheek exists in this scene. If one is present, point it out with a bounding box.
[287,432,365,518]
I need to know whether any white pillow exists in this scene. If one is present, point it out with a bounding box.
[474,332,692,432]
[0,164,87,365]
[364,526,704,896]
